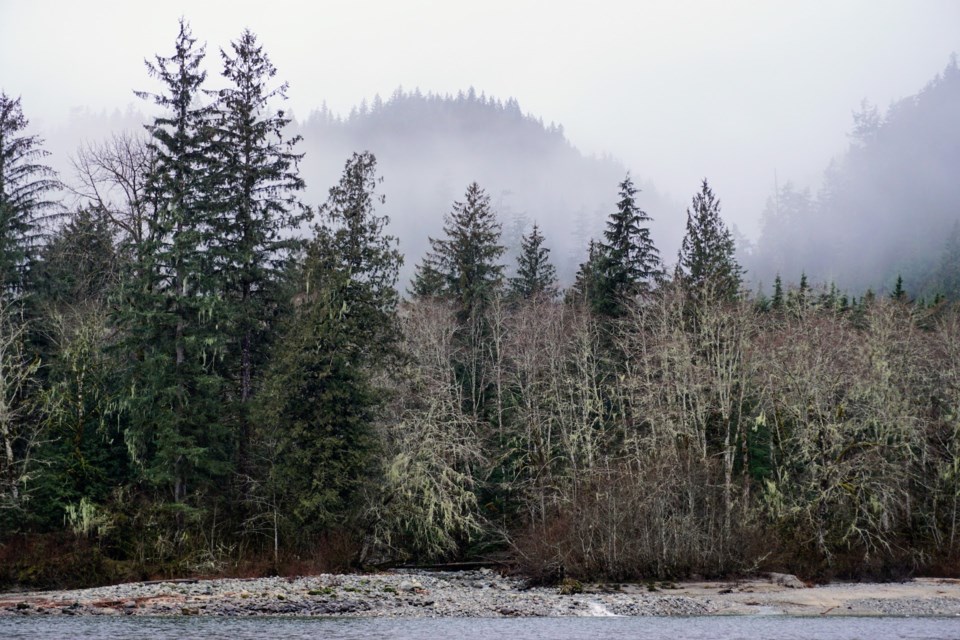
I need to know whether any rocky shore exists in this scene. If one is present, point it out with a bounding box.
[1,570,959,618]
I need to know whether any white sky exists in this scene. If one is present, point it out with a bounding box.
[2,0,958,236]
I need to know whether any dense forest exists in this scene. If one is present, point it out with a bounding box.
[3,22,960,590]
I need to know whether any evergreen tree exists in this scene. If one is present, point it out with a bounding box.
[409,253,446,298]
[891,274,906,302]
[122,19,228,505]
[257,152,400,539]
[34,207,118,306]
[410,182,505,423]
[29,209,126,528]
[771,274,784,310]
[567,239,604,308]
[411,182,504,318]
[509,223,557,301]
[677,179,743,301]
[0,93,60,299]
[211,28,307,477]
[596,173,662,314]
[310,152,402,357]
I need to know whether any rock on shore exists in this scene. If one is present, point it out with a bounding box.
[0,570,958,618]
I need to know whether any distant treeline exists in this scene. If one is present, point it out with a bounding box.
[749,55,960,297]
[2,21,960,590]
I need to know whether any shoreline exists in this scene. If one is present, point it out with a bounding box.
[1,570,959,618]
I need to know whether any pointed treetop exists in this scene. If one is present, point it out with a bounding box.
[410,182,505,315]
[509,223,558,301]
[677,179,743,301]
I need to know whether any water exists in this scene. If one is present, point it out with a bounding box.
[1,616,959,639]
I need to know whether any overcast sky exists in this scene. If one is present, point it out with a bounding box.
[2,0,958,236]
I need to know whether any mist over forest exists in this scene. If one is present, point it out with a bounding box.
[748,56,960,298]
[45,88,679,287]
[4,13,960,593]
[38,54,960,299]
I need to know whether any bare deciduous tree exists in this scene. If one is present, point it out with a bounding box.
[70,132,155,253]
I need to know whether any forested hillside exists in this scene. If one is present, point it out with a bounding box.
[44,86,678,287]
[2,22,960,591]
[299,88,682,285]
[750,56,960,296]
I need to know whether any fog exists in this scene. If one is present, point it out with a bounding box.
[2,1,958,290]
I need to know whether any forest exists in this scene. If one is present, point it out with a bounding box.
[2,21,960,590]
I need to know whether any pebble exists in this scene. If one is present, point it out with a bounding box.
[1,571,957,618]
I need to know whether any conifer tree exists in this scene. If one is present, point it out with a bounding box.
[597,173,662,313]
[310,152,402,356]
[123,19,228,504]
[257,152,400,537]
[411,182,504,318]
[410,182,504,421]
[509,223,557,301]
[771,274,784,310]
[211,28,307,478]
[409,254,445,298]
[567,239,604,308]
[34,207,118,306]
[677,179,743,301]
[891,274,906,302]
[0,93,60,299]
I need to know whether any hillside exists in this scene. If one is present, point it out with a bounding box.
[749,57,960,297]
[295,89,678,285]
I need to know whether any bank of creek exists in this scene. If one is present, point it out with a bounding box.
[2,570,960,618]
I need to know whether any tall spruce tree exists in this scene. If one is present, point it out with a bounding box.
[411,182,505,318]
[257,152,400,539]
[677,179,743,301]
[211,28,307,477]
[123,19,228,504]
[597,173,662,314]
[509,223,557,301]
[0,93,60,300]
[410,182,504,420]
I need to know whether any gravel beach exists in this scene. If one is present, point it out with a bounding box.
[1,570,959,618]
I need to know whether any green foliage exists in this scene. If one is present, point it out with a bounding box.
[254,152,400,546]
[0,300,41,523]
[30,304,128,529]
[210,27,308,404]
[509,223,558,301]
[120,18,231,504]
[567,240,604,308]
[372,302,484,561]
[595,174,662,315]
[7,20,960,587]
[677,179,743,301]
[771,274,784,310]
[0,92,60,300]
[412,182,505,318]
[34,208,119,306]
[311,152,402,360]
